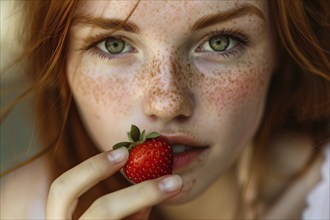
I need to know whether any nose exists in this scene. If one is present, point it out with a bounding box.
[142,58,193,122]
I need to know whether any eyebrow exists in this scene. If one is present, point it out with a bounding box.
[72,16,141,34]
[190,4,265,31]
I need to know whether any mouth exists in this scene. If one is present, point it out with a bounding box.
[161,133,209,172]
[172,144,195,153]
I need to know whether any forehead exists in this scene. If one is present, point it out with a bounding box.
[74,0,269,27]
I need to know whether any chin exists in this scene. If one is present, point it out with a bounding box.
[161,176,211,205]
[161,192,197,205]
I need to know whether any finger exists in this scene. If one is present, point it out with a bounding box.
[124,207,152,220]
[46,147,128,219]
[80,175,182,219]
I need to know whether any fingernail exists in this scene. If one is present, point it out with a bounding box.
[107,148,128,164]
[158,175,182,193]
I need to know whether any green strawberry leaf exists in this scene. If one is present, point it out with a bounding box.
[140,130,146,143]
[130,124,140,142]
[113,141,131,149]
[146,132,160,139]
[127,132,133,142]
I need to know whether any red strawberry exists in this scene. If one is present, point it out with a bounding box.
[113,125,173,184]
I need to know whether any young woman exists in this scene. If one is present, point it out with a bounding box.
[1,0,329,219]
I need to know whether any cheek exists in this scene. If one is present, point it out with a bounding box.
[196,51,273,114]
[204,68,267,111]
[67,64,134,118]
[66,60,140,150]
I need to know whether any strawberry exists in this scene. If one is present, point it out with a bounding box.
[113,125,173,184]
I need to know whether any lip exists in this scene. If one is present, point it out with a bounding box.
[160,133,207,147]
[161,133,209,172]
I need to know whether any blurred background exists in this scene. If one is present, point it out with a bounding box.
[1,1,41,175]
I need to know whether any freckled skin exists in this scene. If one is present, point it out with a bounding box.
[67,0,275,204]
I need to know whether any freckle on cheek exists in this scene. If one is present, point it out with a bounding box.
[72,73,133,115]
[200,69,266,111]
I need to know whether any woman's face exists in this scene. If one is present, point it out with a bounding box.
[67,0,275,204]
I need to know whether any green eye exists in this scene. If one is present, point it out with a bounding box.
[209,36,230,51]
[196,31,248,58]
[105,38,125,54]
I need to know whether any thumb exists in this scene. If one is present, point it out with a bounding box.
[125,207,152,220]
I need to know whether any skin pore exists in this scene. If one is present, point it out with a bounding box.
[67,0,275,209]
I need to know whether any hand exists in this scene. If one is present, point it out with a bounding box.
[46,147,182,219]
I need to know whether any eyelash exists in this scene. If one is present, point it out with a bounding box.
[84,29,250,61]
